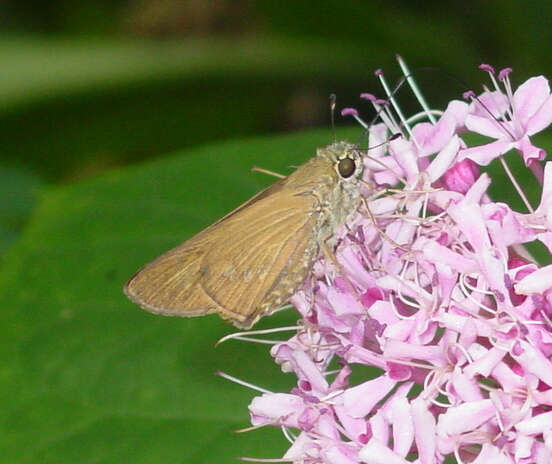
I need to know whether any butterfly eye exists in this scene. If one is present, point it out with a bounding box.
[337,157,356,178]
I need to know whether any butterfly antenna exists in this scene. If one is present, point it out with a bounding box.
[329,93,337,142]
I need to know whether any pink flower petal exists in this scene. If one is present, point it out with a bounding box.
[338,247,375,289]
[389,137,419,180]
[249,393,305,426]
[334,405,369,442]
[426,135,462,182]
[445,99,469,129]
[464,171,492,203]
[471,443,513,464]
[516,410,552,435]
[370,156,404,185]
[536,162,552,228]
[358,438,410,464]
[327,286,364,317]
[513,76,551,122]
[282,432,315,460]
[440,157,480,194]
[511,340,552,386]
[323,445,359,464]
[341,344,387,369]
[343,375,397,418]
[437,399,495,435]
[469,90,509,118]
[418,238,477,273]
[464,346,507,377]
[389,397,414,457]
[465,113,508,139]
[449,370,484,402]
[448,200,491,251]
[534,441,552,463]
[515,135,546,165]
[367,122,389,158]
[526,94,552,135]
[514,433,533,461]
[412,399,436,464]
[384,340,446,366]
[492,363,524,392]
[459,139,514,165]
[412,110,456,156]
[515,264,552,294]
[370,410,389,444]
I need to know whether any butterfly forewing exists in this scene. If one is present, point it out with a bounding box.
[200,186,318,327]
[124,170,320,328]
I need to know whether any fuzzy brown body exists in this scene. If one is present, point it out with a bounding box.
[124,142,364,328]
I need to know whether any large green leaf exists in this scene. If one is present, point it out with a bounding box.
[0,127,360,463]
[0,165,42,257]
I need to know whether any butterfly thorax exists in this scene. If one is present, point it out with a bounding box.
[256,141,365,322]
[290,141,364,247]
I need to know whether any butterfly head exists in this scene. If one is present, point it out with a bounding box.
[317,141,364,182]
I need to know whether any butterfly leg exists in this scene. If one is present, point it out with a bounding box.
[319,237,360,300]
[359,196,409,252]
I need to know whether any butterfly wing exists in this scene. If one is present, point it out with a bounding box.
[198,183,320,327]
[124,174,320,328]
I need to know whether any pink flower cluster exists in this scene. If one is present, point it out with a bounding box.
[245,64,552,463]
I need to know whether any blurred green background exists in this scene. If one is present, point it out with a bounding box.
[0,1,549,463]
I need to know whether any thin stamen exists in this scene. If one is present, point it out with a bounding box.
[405,109,443,126]
[216,371,272,394]
[376,71,420,148]
[397,55,437,124]
[216,325,300,346]
[371,99,402,135]
[235,422,276,434]
[238,457,294,463]
[458,275,497,316]
[498,156,534,213]
[281,426,296,444]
